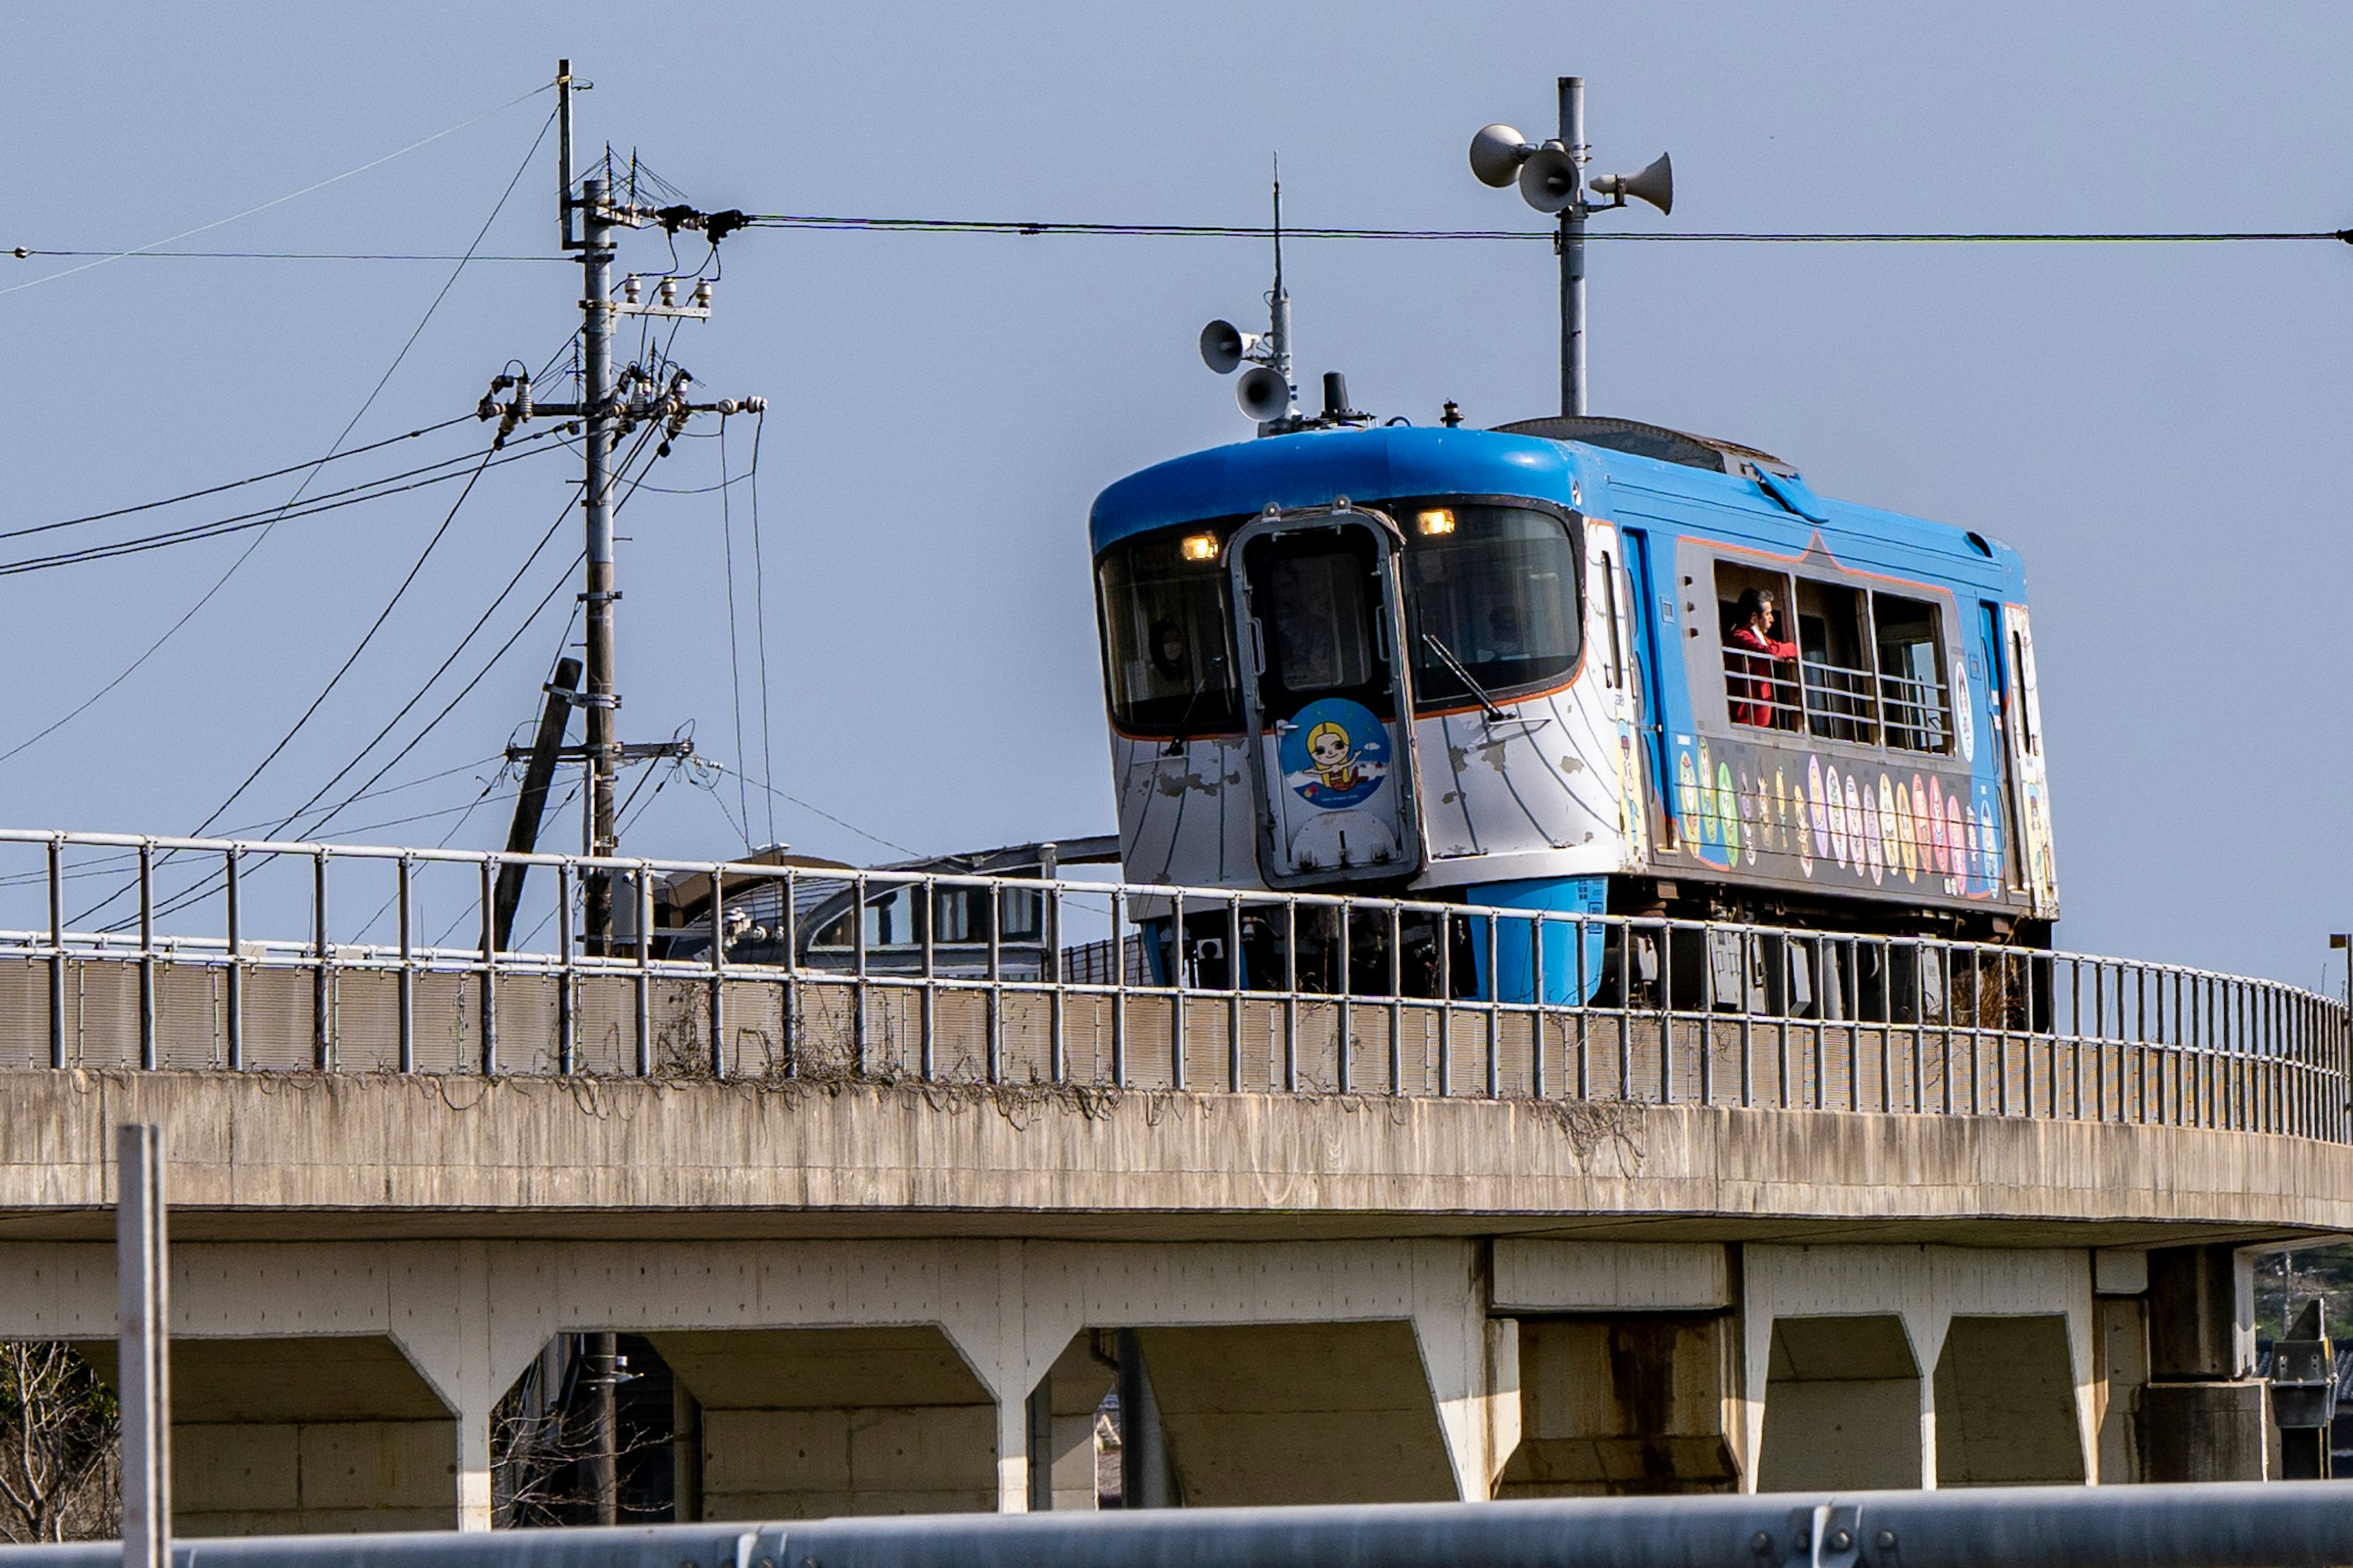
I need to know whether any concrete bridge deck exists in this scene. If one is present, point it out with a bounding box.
[1,1070,2349,1248]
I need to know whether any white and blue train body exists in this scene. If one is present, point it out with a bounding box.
[1088,415,2058,999]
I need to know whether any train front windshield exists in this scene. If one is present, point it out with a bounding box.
[1096,499,1582,735]
[1400,502,1581,705]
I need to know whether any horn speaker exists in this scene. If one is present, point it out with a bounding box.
[1468,123,1533,188]
[1516,141,1582,213]
[1590,151,1673,215]
[1199,319,1258,375]
[1236,365,1291,423]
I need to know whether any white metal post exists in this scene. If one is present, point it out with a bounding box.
[116,1123,169,1568]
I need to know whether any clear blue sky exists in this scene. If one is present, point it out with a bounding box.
[2,3,2349,985]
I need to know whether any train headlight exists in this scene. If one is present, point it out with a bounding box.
[1180,532,1219,562]
[1417,507,1457,536]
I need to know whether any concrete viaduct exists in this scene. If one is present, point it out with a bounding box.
[0,833,2346,1532]
[2,1069,2347,1532]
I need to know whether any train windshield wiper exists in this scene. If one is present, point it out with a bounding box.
[1421,633,1512,724]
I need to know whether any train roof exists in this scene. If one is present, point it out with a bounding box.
[1088,421,2026,596]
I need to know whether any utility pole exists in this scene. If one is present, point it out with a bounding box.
[1468,80,1673,419]
[1557,77,1586,418]
[479,59,758,952]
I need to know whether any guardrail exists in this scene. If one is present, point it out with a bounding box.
[6,1484,2353,1568]
[0,828,2344,1143]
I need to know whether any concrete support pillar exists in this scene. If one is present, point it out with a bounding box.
[1028,1333,1116,1510]
[1497,1315,1738,1496]
[2140,1244,2267,1482]
[392,1238,515,1532]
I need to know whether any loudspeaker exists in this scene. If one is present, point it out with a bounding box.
[1517,140,1581,213]
[1199,319,1259,375]
[1591,151,1673,216]
[1468,123,1532,188]
[1236,365,1290,422]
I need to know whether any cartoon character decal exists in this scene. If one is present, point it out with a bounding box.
[1278,697,1391,810]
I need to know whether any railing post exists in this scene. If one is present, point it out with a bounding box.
[1282,898,1298,1094]
[1485,911,1501,1100]
[710,863,727,1078]
[1334,899,1351,1095]
[393,855,412,1074]
[1388,902,1404,1096]
[1112,888,1130,1089]
[920,877,937,1081]
[1696,920,1713,1107]
[557,862,576,1074]
[1170,891,1188,1092]
[137,841,156,1071]
[1045,882,1065,1085]
[1229,895,1246,1093]
[778,867,797,1078]
[225,847,244,1072]
[987,878,1004,1085]
[851,872,868,1075]
[1437,909,1454,1097]
[1532,911,1549,1100]
[47,837,65,1070]
[477,856,497,1075]
[314,849,333,1072]
[635,866,653,1077]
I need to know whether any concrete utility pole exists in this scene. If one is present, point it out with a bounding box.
[478,59,760,952]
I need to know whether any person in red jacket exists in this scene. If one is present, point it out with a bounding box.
[1727,588,1798,729]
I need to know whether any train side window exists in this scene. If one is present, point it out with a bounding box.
[1873,593,1950,753]
[1712,561,1798,730]
[1793,578,1877,744]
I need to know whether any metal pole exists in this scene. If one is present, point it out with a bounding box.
[1559,75,1587,417]
[47,837,65,1069]
[116,1123,170,1568]
[586,1330,618,1526]
[581,171,620,950]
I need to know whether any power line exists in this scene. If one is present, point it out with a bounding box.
[746,212,2353,244]
[188,442,504,838]
[7,249,564,263]
[0,78,555,299]
[696,757,920,859]
[0,416,474,544]
[173,110,564,839]
[0,434,566,576]
[0,106,569,770]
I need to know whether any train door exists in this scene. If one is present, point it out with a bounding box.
[1620,528,1673,846]
[1227,504,1424,887]
[2000,604,2059,913]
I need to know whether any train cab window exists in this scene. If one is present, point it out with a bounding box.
[1794,578,1877,744]
[1096,531,1241,736]
[1267,545,1377,695]
[1714,562,1799,730]
[1402,502,1581,709]
[1873,593,1951,752]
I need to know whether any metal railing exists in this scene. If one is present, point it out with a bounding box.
[0,828,2344,1142]
[7,1483,2353,1568]
[1724,650,1951,756]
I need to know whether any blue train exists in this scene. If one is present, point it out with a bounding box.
[1088,405,2058,1002]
